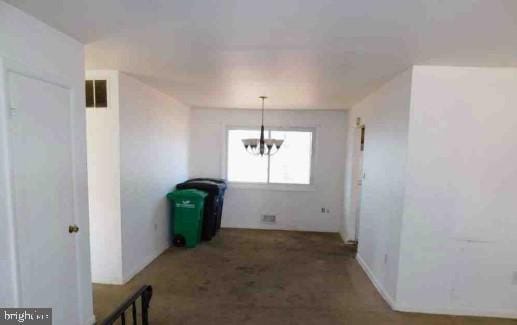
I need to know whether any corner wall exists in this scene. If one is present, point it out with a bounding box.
[347,66,517,319]
[396,66,517,318]
[345,69,412,302]
[86,70,123,284]
[118,73,190,281]
[189,108,348,232]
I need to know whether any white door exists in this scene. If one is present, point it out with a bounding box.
[8,72,80,324]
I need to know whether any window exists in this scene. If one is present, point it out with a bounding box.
[226,128,313,185]
[85,79,108,108]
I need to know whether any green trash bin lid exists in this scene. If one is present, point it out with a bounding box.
[166,189,207,204]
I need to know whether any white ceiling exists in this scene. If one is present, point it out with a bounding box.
[6,0,517,109]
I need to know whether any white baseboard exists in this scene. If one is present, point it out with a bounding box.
[356,254,517,320]
[91,274,125,285]
[122,244,168,283]
[221,225,337,233]
[395,303,517,320]
[355,253,396,308]
[356,254,517,319]
[339,231,347,244]
[86,314,96,325]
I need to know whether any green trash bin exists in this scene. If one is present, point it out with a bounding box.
[166,189,207,248]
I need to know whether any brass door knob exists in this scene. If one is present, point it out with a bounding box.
[68,224,80,233]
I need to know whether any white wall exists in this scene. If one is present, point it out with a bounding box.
[86,71,190,284]
[190,108,347,232]
[118,73,190,281]
[344,69,412,302]
[396,66,517,318]
[86,70,123,284]
[0,2,93,323]
[347,66,517,319]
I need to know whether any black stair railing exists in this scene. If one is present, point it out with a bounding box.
[101,285,153,325]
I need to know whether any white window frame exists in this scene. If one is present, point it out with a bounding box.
[223,126,317,191]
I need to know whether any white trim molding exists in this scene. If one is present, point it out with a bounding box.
[357,253,517,319]
[87,315,96,325]
[395,303,517,319]
[356,253,396,308]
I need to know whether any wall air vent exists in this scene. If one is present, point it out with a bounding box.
[85,79,108,109]
[262,214,276,223]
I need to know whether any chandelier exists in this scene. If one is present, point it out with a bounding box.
[242,96,283,156]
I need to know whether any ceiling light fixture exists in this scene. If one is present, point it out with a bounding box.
[242,96,283,156]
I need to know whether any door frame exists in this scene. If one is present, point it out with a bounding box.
[0,56,84,317]
[350,122,366,242]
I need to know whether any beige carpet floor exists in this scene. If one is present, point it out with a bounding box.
[93,229,517,324]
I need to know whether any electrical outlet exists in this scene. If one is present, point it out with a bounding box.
[326,208,330,214]
[321,208,325,213]
[512,271,517,285]
[262,214,276,223]
[154,223,158,231]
